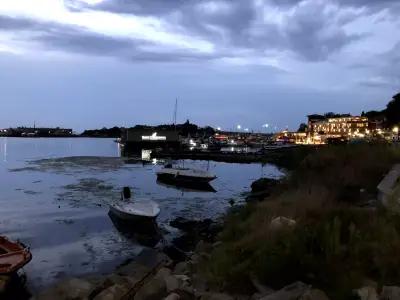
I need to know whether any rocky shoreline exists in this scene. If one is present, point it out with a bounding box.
[11,174,400,300]
[33,238,400,300]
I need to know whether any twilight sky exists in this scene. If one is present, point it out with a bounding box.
[0,0,399,132]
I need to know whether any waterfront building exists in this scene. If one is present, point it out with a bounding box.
[121,128,181,154]
[275,131,307,144]
[307,115,369,143]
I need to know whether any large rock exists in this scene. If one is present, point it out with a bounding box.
[165,293,181,300]
[0,275,11,294]
[191,274,209,295]
[380,286,400,300]
[90,274,137,299]
[117,249,170,278]
[260,282,310,300]
[173,262,190,275]
[169,218,222,252]
[200,293,234,300]
[354,286,378,300]
[250,277,274,296]
[165,275,181,293]
[134,268,170,300]
[247,178,280,202]
[300,289,330,300]
[251,178,279,193]
[269,217,296,230]
[36,278,95,300]
[134,276,167,300]
[93,284,129,300]
[155,268,183,293]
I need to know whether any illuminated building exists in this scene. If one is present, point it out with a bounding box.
[122,129,180,154]
[275,131,307,144]
[307,115,369,143]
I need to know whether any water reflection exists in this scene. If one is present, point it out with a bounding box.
[156,179,217,193]
[0,137,283,292]
[3,137,7,162]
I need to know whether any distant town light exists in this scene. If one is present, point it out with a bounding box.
[142,132,167,141]
[262,124,269,128]
[393,127,399,134]
[237,125,242,130]
[244,128,249,132]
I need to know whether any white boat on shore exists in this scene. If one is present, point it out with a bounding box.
[109,200,160,223]
[156,166,217,184]
[109,187,160,224]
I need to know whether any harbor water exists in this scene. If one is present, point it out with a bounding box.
[0,137,283,293]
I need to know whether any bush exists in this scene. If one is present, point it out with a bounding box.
[205,144,400,299]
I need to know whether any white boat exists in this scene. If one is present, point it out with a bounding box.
[109,200,160,223]
[156,166,217,184]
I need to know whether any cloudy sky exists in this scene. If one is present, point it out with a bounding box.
[0,0,399,132]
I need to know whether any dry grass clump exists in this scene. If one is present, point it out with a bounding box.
[206,144,400,299]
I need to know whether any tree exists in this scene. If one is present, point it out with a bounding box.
[386,93,400,127]
[298,123,308,132]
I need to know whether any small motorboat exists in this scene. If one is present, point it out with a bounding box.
[109,187,160,224]
[156,164,217,184]
[109,200,160,223]
[0,236,32,274]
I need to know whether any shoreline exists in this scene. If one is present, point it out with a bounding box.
[30,176,269,300]
[152,145,317,169]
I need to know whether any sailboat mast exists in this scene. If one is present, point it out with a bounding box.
[173,98,178,131]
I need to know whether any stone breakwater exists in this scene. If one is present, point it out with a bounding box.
[33,240,400,300]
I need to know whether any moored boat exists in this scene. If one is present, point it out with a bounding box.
[156,166,217,184]
[109,200,160,223]
[0,237,32,275]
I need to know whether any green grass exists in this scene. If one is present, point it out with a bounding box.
[205,144,400,299]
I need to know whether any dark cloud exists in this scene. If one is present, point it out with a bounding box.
[35,28,136,56]
[0,15,224,63]
[65,0,190,15]
[356,42,400,88]
[378,42,400,88]
[282,1,365,61]
[74,0,368,61]
[0,15,49,31]
[35,27,224,62]
[0,0,398,63]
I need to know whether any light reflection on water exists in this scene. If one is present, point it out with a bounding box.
[0,137,283,293]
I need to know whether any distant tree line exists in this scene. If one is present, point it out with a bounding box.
[362,92,400,128]
[80,120,216,138]
[81,127,123,138]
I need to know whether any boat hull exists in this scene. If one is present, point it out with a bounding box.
[109,205,158,223]
[0,237,32,274]
[156,172,216,184]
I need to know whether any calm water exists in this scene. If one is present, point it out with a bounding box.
[0,137,282,293]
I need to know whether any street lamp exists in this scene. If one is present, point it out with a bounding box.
[237,125,242,130]
[393,127,399,142]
